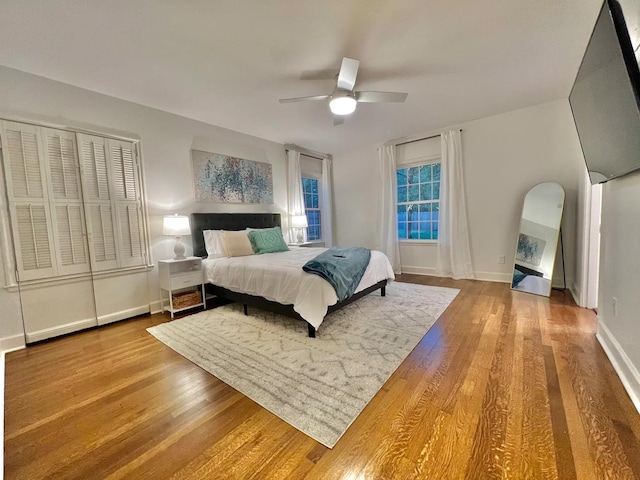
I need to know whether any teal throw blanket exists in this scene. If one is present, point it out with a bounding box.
[302,247,371,301]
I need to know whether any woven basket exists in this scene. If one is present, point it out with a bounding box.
[172,290,201,309]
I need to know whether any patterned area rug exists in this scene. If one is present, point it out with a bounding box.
[147,281,459,448]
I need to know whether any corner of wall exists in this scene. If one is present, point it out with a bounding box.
[569,281,583,307]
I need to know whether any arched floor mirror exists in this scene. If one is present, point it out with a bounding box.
[511,182,565,297]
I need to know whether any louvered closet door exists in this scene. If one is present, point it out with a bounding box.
[42,128,90,276]
[1,121,56,280]
[109,139,145,268]
[77,133,119,271]
[77,134,145,270]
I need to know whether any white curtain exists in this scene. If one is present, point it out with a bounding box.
[377,145,402,274]
[436,130,474,279]
[287,149,306,243]
[321,158,334,247]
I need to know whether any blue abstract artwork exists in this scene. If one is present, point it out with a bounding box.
[192,150,273,204]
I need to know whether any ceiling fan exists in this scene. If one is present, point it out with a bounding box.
[279,57,408,125]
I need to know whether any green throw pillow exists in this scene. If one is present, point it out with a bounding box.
[247,226,289,254]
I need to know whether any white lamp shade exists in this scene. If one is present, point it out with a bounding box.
[329,96,357,115]
[291,215,308,229]
[163,214,191,236]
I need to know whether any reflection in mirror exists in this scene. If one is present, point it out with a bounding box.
[511,182,565,297]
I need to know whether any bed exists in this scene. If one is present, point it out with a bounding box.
[191,213,395,337]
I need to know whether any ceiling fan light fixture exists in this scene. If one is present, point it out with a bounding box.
[329,95,357,115]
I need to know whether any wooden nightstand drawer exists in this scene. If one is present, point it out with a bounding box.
[169,271,203,290]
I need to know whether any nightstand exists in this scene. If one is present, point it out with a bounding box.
[288,241,325,248]
[159,257,206,318]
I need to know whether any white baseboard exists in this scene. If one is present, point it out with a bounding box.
[596,318,640,416]
[398,269,582,305]
[400,267,512,283]
[149,299,163,315]
[97,305,150,326]
[400,265,436,276]
[0,334,25,352]
[25,318,97,343]
[474,271,512,283]
[569,283,582,306]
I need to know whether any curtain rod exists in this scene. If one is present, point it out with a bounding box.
[284,144,330,161]
[393,129,463,147]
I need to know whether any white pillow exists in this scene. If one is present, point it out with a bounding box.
[203,230,226,258]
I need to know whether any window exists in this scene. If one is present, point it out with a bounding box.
[397,163,441,240]
[302,177,321,240]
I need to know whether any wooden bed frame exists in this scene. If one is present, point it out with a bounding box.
[190,213,387,337]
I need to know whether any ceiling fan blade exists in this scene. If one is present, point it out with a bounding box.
[356,91,408,103]
[300,69,338,80]
[336,58,360,91]
[279,94,329,104]
[333,116,345,126]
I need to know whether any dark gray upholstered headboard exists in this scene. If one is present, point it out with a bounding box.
[191,213,281,258]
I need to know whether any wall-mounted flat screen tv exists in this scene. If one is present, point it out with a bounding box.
[569,0,640,184]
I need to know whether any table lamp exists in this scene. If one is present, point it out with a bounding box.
[163,214,191,260]
[291,214,308,243]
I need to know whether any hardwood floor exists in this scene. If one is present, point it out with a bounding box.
[4,276,640,479]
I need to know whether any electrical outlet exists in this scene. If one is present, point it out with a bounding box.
[613,297,618,317]
[498,255,505,264]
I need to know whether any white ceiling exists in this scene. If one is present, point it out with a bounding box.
[0,0,614,154]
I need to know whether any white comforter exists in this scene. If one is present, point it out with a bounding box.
[202,247,395,329]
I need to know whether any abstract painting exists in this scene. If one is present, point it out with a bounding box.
[192,150,273,204]
[516,233,546,266]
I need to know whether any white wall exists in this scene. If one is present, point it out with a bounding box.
[597,171,640,413]
[0,65,287,347]
[333,99,585,287]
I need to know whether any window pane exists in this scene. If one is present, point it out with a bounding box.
[397,205,406,222]
[433,163,441,181]
[420,183,432,201]
[311,179,318,194]
[312,194,319,208]
[408,205,419,221]
[398,221,407,239]
[396,163,442,242]
[409,167,420,184]
[408,222,419,239]
[420,165,431,182]
[397,186,407,203]
[304,194,312,207]
[419,203,432,221]
[408,185,419,201]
